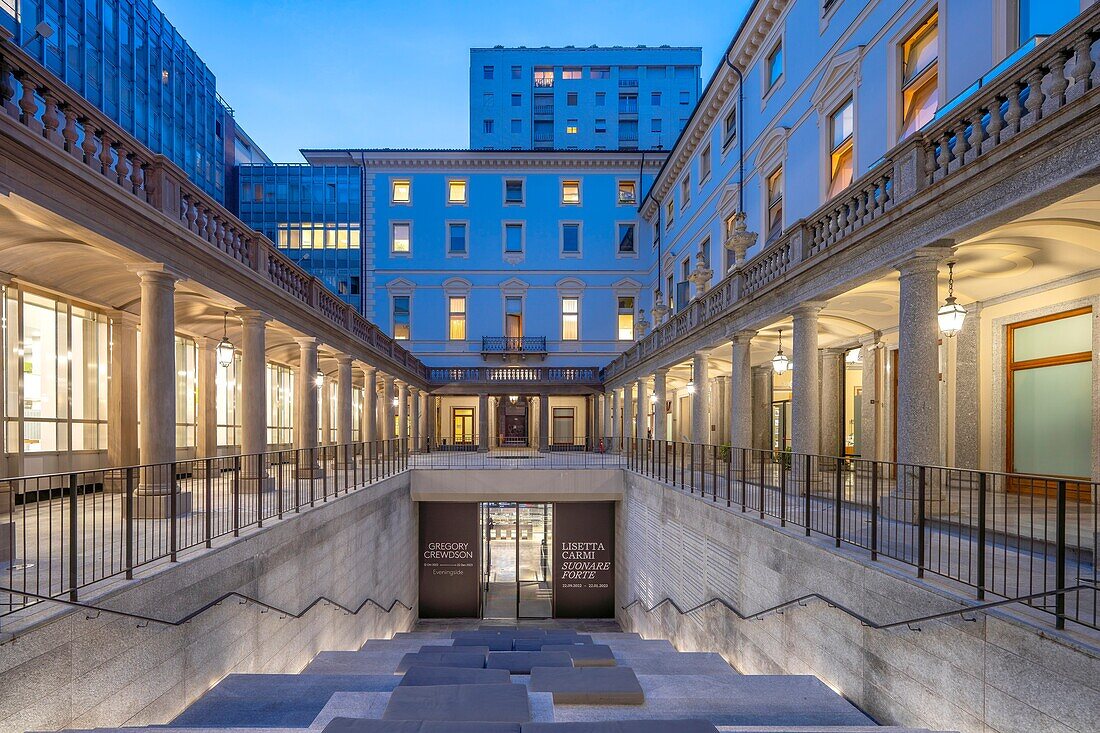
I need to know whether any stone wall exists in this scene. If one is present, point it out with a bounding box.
[616,472,1100,733]
[0,473,417,733]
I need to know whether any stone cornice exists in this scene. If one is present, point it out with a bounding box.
[641,0,790,219]
[303,148,668,172]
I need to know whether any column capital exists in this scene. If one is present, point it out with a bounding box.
[335,353,354,366]
[859,331,883,348]
[360,363,378,377]
[294,335,319,348]
[0,271,15,287]
[196,336,216,352]
[730,329,756,344]
[108,309,141,328]
[126,262,182,284]
[382,373,395,384]
[896,245,951,275]
[654,367,669,376]
[790,302,827,319]
[235,308,269,326]
[409,385,420,395]
[820,347,847,357]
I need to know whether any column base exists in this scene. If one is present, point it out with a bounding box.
[241,474,276,493]
[133,491,194,518]
[880,492,958,522]
[0,521,13,564]
[295,465,326,481]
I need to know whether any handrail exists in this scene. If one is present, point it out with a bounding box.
[0,587,412,638]
[621,583,1097,633]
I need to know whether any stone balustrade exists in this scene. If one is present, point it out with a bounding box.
[0,35,429,385]
[429,366,602,385]
[602,6,1100,385]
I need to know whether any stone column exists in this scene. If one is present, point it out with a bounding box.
[410,386,421,451]
[128,266,190,515]
[320,373,332,445]
[382,375,395,440]
[539,393,550,451]
[691,351,709,444]
[751,365,773,450]
[623,384,635,444]
[820,348,845,457]
[361,365,377,443]
[859,335,882,461]
[610,389,620,451]
[729,331,754,450]
[635,378,647,440]
[477,393,489,452]
[294,337,322,478]
[195,338,218,463]
[953,303,981,469]
[107,310,140,473]
[790,306,822,456]
[425,393,436,449]
[396,381,409,447]
[712,375,730,445]
[336,355,354,456]
[238,310,271,489]
[896,254,942,466]
[653,368,668,442]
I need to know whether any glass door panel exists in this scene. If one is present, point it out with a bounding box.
[518,503,552,618]
[482,502,518,619]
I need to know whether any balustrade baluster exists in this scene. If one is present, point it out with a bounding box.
[1068,36,1095,101]
[17,73,39,130]
[61,104,79,155]
[1044,52,1069,115]
[1004,82,1023,135]
[41,93,60,144]
[1022,69,1045,128]
[80,121,98,167]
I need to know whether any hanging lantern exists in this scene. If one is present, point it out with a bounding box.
[509,395,518,404]
[938,261,966,337]
[685,382,696,395]
[216,312,234,368]
[315,370,325,388]
[772,328,790,375]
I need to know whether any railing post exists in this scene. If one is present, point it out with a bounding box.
[758,450,765,519]
[277,451,284,519]
[204,457,213,548]
[834,459,843,548]
[725,447,731,508]
[780,455,787,526]
[310,447,317,506]
[976,472,987,600]
[740,448,747,512]
[369,441,375,483]
[689,444,695,494]
[870,461,879,562]
[804,454,812,536]
[125,467,135,579]
[68,472,79,601]
[1055,479,1067,630]
[916,465,927,578]
[170,462,178,562]
[232,455,240,538]
[712,444,718,502]
[256,456,264,529]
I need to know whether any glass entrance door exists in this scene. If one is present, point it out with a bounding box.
[480,502,553,619]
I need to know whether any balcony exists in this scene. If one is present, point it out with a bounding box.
[533,104,555,116]
[429,365,603,391]
[481,336,547,360]
[619,79,639,88]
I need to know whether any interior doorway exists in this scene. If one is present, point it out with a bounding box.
[481,502,553,619]
[498,396,530,447]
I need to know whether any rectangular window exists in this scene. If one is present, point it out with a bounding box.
[511,65,522,79]
[595,92,605,106]
[552,407,575,445]
[651,118,662,133]
[618,180,636,205]
[665,199,674,227]
[618,223,636,254]
[483,65,494,80]
[448,296,467,340]
[505,179,524,204]
[900,12,939,140]
[766,42,783,91]
[617,297,635,340]
[828,97,855,198]
[505,296,523,337]
[567,92,578,106]
[448,222,467,254]
[767,167,783,242]
[651,91,661,106]
[700,143,712,182]
[483,92,494,107]
[595,118,607,134]
[505,223,524,253]
[511,93,521,106]
[563,67,582,80]
[562,297,579,341]
[534,67,554,87]
[723,105,737,148]
[447,179,467,204]
[680,174,691,208]
[393,296,410,340]
[562,223,580,254]
[511,118,522,133]
[679,90,690,104]
[391,179,411,203]
[483,119,494,134]
[590,67,610,79]
[566,119,579,134]
[392,222,411,253]
[561,180,580,205]
[453,407,474,444]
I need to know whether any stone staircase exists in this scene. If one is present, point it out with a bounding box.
[58,625,956,733]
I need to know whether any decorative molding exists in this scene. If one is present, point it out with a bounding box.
[303,149,668,172]
[385,277,416,294]
[810,46,864,114]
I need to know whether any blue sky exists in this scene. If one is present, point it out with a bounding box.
[157,0,753,162]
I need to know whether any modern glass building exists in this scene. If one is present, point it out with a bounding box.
[237,164,365,312]
[2,0,242,203]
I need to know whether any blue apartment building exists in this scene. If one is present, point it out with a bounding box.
[2,0,267,204]
[469,46,701,151]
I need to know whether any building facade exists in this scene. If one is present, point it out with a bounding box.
[469,46,702,151]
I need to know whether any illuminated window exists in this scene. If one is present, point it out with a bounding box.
[447,179,467,204]
[766,167,784,242]
[534,68,554,87]
[591,67,610,79]
[448,296,467,340]
[562,297,579,341]
[448,222,467,254]
[392,222,411,253]
[566,120,579,134]
[562,180,580,204]
[618,180,636,205]
[393,296,410,340]
[828,98,854,198]
[617,297,635,341]
[900,12,939,140]
[266,363,294,446]
[562,223,580,254]
[391,180,411,203]
[563,67,582,80]
[766,42,783,91]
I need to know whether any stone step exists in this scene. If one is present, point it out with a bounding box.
[382,683,532,723]
[324,718,522,732]
[529,666,646,705]
[396,652,488,674]
[541,644,616,667]
[305,652,407,675]
[165,675,400,728]
[398,666,512,687]
[611,652,736,676]
[360,639,453,652]
[486,650,574,674]
[526,723,717,733]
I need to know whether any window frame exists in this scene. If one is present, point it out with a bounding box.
[560,221,583,258]
[764,39,784,97]
[617,179,637,206]
[391,221,412,256]
[765,166,784,243]
[616,221,638,258]
[390,178,412,205]
[502,220,526,262]
[503,177,525,206]
[447,295,468,341]
[616,296,636,341]
[561,179,582,206]
[561,296,580,342]
[392,294,412,340]
[445,220,469,258]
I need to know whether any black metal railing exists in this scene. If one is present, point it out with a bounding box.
[1,439,407,618]
[481,336,548,354]
[623,439,1099,632]
[409,435,623,469]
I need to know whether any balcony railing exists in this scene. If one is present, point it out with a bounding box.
[482,336,546,354]
[619,79,639,88]
[604,5,1100,384]
[533,104,554,116]
[429,365,602,385]
[0,36,429,385]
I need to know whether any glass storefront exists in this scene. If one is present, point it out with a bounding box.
[217,353,241,447]
[481,502,553,619]
[267,363,294,446]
